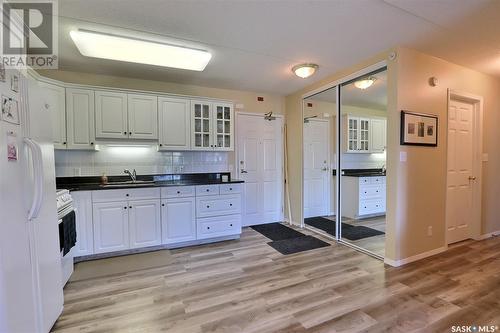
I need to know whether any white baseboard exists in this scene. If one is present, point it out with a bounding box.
[474,230,500,240]
[384,245,448,267]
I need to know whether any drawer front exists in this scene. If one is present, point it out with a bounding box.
[359,184,385,199]
[195,185,220,196]
[161,186,195,198]
[219,183,242,195]
[196,194,241,218]
[359,198,385,215]
[197,214,241,240]
[370,176,386,185]
[92,188,160,202]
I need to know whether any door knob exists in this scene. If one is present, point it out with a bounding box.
[241,169,248,174]
[468,176,477,181]
[321,167,328,171]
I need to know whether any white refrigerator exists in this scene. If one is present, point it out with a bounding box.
[0,70,64,332]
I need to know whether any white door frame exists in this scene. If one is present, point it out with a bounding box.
[235,111,285,223]
[446,89,483,243]
[303,118,331,218]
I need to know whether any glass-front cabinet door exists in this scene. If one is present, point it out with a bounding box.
[191,101,212,150]
[213,102,233,151]
[359,118,370,152]
[347,116,359,152]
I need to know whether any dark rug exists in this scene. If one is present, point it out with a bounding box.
[341,225,385,241]
[304,216,384,240]
[304,216,354,236]
[251,223,304,241]
[268,235,330,255]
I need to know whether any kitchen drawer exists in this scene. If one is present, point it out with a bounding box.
[359,198,385,215]
[219,183,242,195]
[196,194,241,218]
[161,186,195,198]
[370,176,386,185]
[92,187,160,203]
[197,214,241,240]
[359,184,385,199]
[195,185,220,196]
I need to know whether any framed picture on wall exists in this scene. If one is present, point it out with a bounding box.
[400,111,438,146]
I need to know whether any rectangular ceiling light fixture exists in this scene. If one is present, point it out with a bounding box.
[70,29,212,71]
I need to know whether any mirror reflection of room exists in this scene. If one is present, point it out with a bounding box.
[340,69,387,257]
[303,87,337,236]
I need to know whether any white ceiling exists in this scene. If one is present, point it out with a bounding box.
[55,0,500,95]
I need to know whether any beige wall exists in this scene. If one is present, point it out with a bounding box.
[391,47,500,260]
[286,46,500,264]
[37,70,285,115]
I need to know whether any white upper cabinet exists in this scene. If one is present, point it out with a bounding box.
[213,102,234,151]
[66,88,96,150]
[158,97,190,150]
[39,82,66,149]
[370,118,387,153]
[191,100,213,150]
[344,114,385,153]
[191,100,234,151]
[95,91,128,139]
[128,94,158,140]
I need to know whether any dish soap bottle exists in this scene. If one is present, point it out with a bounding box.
[101,173,108,185]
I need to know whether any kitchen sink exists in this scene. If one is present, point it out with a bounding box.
[101,180,155,188]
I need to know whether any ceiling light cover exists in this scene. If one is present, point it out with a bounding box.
[354,77,376,89]
[70,30,212,71]
[292,63,318,78]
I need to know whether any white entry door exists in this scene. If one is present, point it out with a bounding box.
[303,119,330,218]
[446,99,475,244]
[237,113,283,226]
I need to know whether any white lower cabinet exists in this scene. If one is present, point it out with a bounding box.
[161,197,196,244]
[93,201,129,254]
[342,176,386,219]
[80,184,241,256]
[71,191,94,256]
[129,199,161,248]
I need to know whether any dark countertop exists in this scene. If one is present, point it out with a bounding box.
[57,172,244,192]
[332,168,386,177]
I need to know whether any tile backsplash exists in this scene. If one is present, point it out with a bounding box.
[54,145,231,177]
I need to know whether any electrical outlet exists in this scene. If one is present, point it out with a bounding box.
[427,226,433,237]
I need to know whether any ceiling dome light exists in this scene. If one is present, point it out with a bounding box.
[354,77,376,89]
[292,63,319,78]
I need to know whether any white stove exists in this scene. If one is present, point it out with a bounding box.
[56,189,73,220]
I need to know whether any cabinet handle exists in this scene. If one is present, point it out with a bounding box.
[207,226,210,230]
[124,131,127,135]
[63,142,66,145]
[229,203,233,207]
[129,206,132,209]
[159,144,163,147]
[90,142,94,145]
[177,191,181,194]
[206,205,210,208]
[161,204,165,207]
[126,194,129,197]
[230,224,233,227]
[206,189,209,192]
[229,188,232,191]
[124,206,127,209]
[129,132,132,135]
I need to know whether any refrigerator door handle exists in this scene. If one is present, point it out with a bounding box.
[24,138,44,220]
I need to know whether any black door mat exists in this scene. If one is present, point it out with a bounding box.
[304,216,354,236]
[341,225,385,241]
[268,235,330,255]
[251,223,304,241]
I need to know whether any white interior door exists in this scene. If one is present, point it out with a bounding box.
[446,99,475,244]
[237,113,283,226]
[303,119,330,218]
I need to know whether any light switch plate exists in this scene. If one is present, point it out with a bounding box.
[235,103,244,109]
[482,153,489,162]
[400,151,407,162]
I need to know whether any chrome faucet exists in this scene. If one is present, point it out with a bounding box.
[124,169,137,182]
[381,164,386,174]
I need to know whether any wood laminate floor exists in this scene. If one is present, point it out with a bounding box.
[52,227,500,333]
